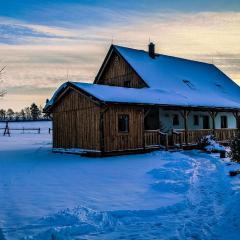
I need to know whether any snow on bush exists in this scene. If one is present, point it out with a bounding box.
[198,135,225,152]
[229,132,240,162]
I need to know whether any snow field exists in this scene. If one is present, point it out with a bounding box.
[0,121,240,239]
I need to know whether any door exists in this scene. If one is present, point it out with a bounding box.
[202,116,210,129]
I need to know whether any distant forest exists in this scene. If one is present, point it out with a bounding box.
[0,103,51,121]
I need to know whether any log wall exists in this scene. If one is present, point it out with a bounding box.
[103,105,144,152]
[97,51,146,88]
[52,89,101,151]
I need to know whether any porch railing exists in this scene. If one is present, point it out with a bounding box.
[214,128,238,142]
[144,128,238,150]
[173,128,238,145]
[144,130,168,150]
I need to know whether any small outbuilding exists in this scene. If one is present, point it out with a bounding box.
[44,43,240,156]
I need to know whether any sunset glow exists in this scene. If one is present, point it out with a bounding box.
[0,0,240,110]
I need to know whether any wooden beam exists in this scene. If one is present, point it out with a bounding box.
[209,111,217,134]
[99,107,108,154]
[180,110,190,145]
[233,111,240,129]
[144,109,151,118]
[142,109,145,149]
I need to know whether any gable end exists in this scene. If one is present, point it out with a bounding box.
[94,45,148,88]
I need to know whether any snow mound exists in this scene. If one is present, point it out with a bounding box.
[23,207,120,240]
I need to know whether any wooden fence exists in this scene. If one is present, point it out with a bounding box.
[1,127,53,135]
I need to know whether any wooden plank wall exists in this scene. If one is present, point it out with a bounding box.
[103,105,144,152]
[52,89,101,151]
[98,51,145,88]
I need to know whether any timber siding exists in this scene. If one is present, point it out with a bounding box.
[103,105,144,152]
[97,50,145,88]
[52,89,101,151]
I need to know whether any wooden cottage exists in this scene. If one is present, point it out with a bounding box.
[44,43,240,156]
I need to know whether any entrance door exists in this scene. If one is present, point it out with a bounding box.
[202,116,210,129]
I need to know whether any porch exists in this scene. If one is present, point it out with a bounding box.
[144,128,238,150]
[143,106,240,150]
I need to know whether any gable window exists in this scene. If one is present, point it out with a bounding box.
[118,114,129,133]
[173,114,179,126]
[193,115,199,126]
[114,55,119,63]
[124,80,131,88]
[221,116,228,128]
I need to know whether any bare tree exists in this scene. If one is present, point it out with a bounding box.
[0,66,6,97]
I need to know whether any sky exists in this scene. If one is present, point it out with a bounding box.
[0,0,240,110]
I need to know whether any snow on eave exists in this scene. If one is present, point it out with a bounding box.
[45,81,240,112]
[44,82,104,112]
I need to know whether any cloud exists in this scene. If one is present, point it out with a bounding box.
[0,22,76,45]
[0,10,240,110]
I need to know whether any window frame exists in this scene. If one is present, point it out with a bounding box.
[118,114,129,133]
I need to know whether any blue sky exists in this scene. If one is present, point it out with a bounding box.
[0,0,240,110]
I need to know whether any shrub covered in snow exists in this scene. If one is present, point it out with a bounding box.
[197,135,225,152]
[229,132,240,162]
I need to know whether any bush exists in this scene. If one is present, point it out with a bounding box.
[197,135,215,149]
[197,135,225,152]
[229,132,240,162]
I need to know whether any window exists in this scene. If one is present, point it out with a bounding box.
[182,79,195,90]
[124,80,131,88]
[221,116,228,128]
[193,115,199,126]
[118,114,129,132]
[114,56,119,63]
[173,114,179,126]
[215,83,226,93]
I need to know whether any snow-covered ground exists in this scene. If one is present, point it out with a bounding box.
[0,121,240,240]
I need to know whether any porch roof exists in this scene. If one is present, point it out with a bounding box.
[45,81,240,111]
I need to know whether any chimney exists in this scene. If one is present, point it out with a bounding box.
[148,42,155,59]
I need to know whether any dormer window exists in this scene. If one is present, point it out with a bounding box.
[182,79,195,90]
[215,83,226,93]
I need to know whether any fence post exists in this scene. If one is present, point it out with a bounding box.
[179,133,183,149]
[165,133,169,151]
[3,121,10,136]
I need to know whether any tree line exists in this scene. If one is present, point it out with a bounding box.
[0,103,51,121]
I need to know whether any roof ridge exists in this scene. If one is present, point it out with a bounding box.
[114,44,213,66]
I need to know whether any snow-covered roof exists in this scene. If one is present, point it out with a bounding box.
[45,45,240,111]
[114,45,240,106]
[45,81,240,111]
